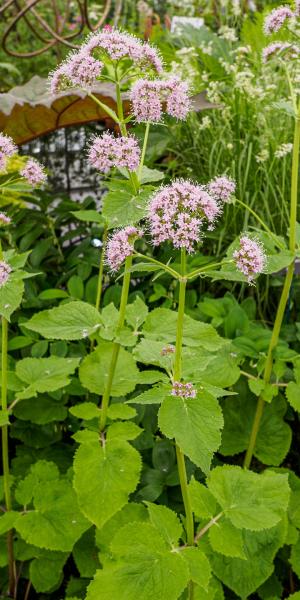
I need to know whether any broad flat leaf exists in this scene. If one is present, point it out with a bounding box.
[24,301,101,340]
[79,341,139,396]
[103,183,152,229]
[13,395,67,424]
[211,521,286,599]
[87,522,189,600]
[139,166,164,184]
[107,421,142,441]
[0,274,24,320]
[73,438,142,529]
[290,537,300,578]
[220,392,292,465]
[181,547,211,590]
[183,346,240,388]
[69,402,100,421]
[126,385,169,405]
[107,403,136,420]
[286,382,300,412]
[15,356,80,400]
[30,552,67,593]
[126,296,148,330]
[189,478,217,520]
[71,210,105,224]
[208,518,246,559]
[142,308,224,352]
[73,528,100,578]
[158,391,223,474]
[0,77,128,144]
[0,511,19,535]
[15,462,89,551]
[146,502,182,546]
[207,466,290,531]
[95,503,148,560]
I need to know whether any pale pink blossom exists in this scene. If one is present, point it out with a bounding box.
[171,381,196,398]
[49,51,103,94]
[0,261,12,287]
[263,6,294,35]
[0,133,17,171]
[262,42,299,62]
[130,77,190,123]
[233,236,266,283]
[87,133,140,173]
[20,159,47,186]
[295,0,300,16]
[0,213,11,226]
[208,176,236,203]
[148,180,220,252]
[106,226,143,271]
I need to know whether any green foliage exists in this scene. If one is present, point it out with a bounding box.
[79,342,139,396]
[25,301,101,340]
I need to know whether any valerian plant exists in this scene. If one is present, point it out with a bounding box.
[0,22,299,600]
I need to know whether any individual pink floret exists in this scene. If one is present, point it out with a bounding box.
[106,226,143,271]
[0,261,12,287]
[0,133,17,171]
[233,236,266,283]
[20,158,47,186]
[208,176,236,203]
[130,77,190,123]
[0,213,11,226]
[171,381,196,399]
[263,6,294,34]
[87,133,140,173]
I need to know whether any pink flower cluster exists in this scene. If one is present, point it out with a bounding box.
[263,6,294,34]
[295,0,300,16]
[87,133,140,173]
[171,381,196,399]
[0,133,17,171]
[148,180,220,252]
[0,261,12,287]
[233,236,266,283]
[106,226,143,271]
[130,77,190,123]
[84,29,163,73]
[208,176,236,203]
[20,159,47,186]
[0,213,11,226]
[262,42,299,62]
[49,51,103,94]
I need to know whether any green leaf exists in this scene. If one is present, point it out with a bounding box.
[189,478,217,520]
[264,250,294,274]
[207,466,290,530]
[139,166,164,184]
[69,402,100,420]
[24,301,101,340]
[158,391,223,474]
[211,521,287,599]
[0,274,24,320]
[146,502,182,546]
[79,341,139,396]
[126,296,148,330]
[208,518,247,559]
[38,289,69,300]
[73,438,142,529]
[107,403,137,420]
[290,536,300,578]
[286,382,300,412]
[67,276,84,300]
[13,396,67,424]
[15,356,80,400]
[95,502,148,561]
[126,385,169,405]
[30,552,67,592]
[103,184,152,229]
[70,210,105,224]
[181,547,211,590]
[0,409,10,426]
[15,462,89,551]
[0,511,19,535]
[73,528,100,578]
[107,421,142,441]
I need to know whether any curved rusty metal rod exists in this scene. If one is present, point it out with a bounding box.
[14,0,55,44]
[84,0,111,31]
[2,0,58,57]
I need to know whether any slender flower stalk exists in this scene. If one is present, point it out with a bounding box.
[1,316,15,597]
[244,102,300,469]
[174,249,195,600]
[99,254,132,431]
[95,226,108,312]
[138,121,150,181]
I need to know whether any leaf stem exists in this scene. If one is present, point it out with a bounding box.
[174,249,194,600]
[1,316,15,597]
[244,105,300,469]
[99,254,132,431]
[134,252,180,279]
[138,121,150,182]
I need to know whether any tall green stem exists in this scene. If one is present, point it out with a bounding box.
[138,122,150,181]
[95,226,108,312]
[174,249,194,599]
[115,71,139,194]
[99,255,132,431]
[1,317,15,597]
[244,107,300,469]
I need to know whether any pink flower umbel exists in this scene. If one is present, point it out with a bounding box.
[0,261,12,287]
[130,77,190,123]
[106,226,143,271]
[262,42,299,62]
[148,180,220,252]
[84,29,163,73]
[208,176,236,203]
[0,213,11,226]
[88,133,140,173]
[263,6,294,34]
[171,381,196,399]
[0,133,17,171]
[20,159,47,186]
[233,236,266,283]
[49,50,103,94]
